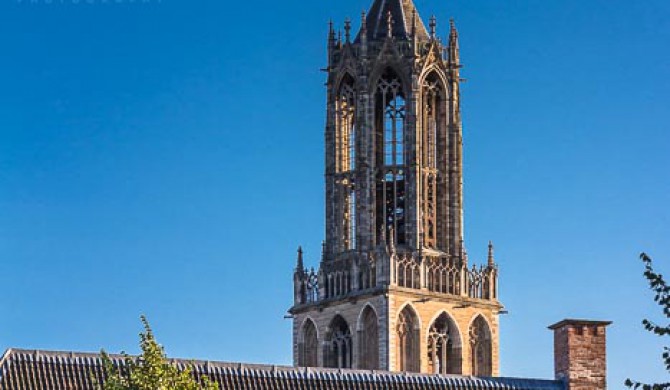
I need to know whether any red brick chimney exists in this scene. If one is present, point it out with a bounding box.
[548,319,612,390]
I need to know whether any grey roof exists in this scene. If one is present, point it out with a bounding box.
[0,348,565,390]
[358,0,429,41]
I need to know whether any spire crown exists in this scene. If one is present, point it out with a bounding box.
[356,0,429,42]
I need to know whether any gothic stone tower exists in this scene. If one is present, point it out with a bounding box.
[290,0,503,376]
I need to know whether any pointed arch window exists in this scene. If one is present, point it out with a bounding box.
[470,316,492,376]
[336,81,356,173]
[359,306,379,370]
[427,312,462,375]
[299,319,318,367]
[335,77,357,250]
[376,70,406,245]
[420,74,445,249]
[324,315,352,369]
[396,306,420,372]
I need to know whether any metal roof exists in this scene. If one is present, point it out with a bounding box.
[0,348,565,390]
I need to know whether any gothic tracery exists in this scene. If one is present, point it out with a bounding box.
[376,70,406,246]
[420,74,444,249]
[427,312,462,375]
[325,315,352,369]
[396,306,420,372]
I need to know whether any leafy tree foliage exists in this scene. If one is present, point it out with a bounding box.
[99,316,219,390]
[626,253,670,390]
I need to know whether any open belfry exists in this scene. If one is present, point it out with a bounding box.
[291,0,503,376]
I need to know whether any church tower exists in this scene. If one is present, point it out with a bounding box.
[291,0,503,376]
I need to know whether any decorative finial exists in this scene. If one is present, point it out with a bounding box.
[411,9,417,37]
[449,18,460,66]
[361,10,367,32]
[344,18,351,43]
[386,10,393,38]
[296,246,304,271]
[488,241,495,267]
[430,15,437,38]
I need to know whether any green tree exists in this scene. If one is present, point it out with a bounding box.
[99,316,219,390]
[626,253,670,390]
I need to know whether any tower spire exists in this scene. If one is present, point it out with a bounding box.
[488,241,495,267]
[328,20,335,44]
[296,246,304,271]
[361,11,367,34]
[344,18,352,43]
[449,18,460,66]
[360,11,369,57]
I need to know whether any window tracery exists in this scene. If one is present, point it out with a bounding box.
[420,75,444,249]
[336,79,357,250]
[325,315,352,369]
[376,71,406,246]
[427,312,462,374]
[336,82,356,173]
[396,306,420,372]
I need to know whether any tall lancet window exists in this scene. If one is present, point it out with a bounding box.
[375,70,406,245]
[336,80,356,173]
[421,74,444,249]
[336,78,357,250]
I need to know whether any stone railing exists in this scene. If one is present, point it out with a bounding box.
[294,251,497,306]
[391,254,498,301]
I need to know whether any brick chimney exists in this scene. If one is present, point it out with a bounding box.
[548,319,612,390]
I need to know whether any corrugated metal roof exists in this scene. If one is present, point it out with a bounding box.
[0,349,565,390]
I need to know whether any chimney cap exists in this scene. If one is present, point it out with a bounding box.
[548,319,612,330]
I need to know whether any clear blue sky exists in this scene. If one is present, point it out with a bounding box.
[0,0,668,386]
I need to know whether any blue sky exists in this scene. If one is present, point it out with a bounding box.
[0,0,668,386]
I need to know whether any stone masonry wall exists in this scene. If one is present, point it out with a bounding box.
[387,288,500,376]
